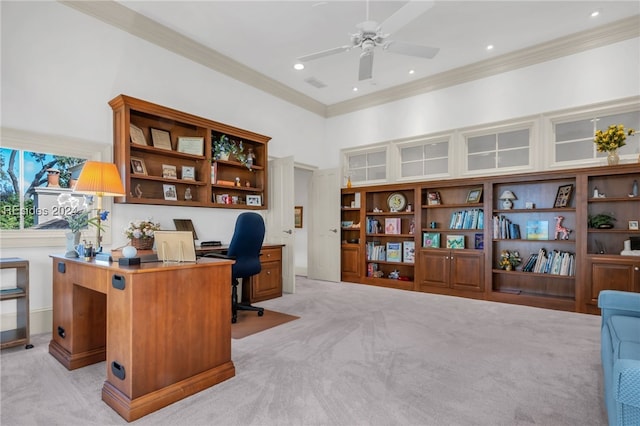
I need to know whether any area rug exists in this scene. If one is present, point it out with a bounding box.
[231,309,299,339]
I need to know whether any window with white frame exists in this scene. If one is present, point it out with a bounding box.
[399,137,449,179]
[466,127,530,172]
[0,128,110,247]
[345,147,387,184]
[554,109,640,163]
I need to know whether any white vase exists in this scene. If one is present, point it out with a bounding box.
[606,149,619,166]
[65,231,81,258]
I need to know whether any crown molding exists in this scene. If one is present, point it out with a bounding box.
[61,1,638,119]
[326,15,640,117]
[60,0,328,117]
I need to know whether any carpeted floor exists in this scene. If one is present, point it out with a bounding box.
[0,277,606,425]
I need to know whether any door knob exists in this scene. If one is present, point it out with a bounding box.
[283,229,293,234]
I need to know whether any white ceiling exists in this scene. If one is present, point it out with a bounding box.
[84,1,640,113]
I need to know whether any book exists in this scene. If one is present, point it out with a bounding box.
[403,241,415,263]
[526,220,549,240]
[422,232,440,248]
[386,242,402,262]
[446,235,465,249]
[474,233,484,249]
[385,218,401,234]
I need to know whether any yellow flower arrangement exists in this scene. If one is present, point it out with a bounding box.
[594,124,636,153]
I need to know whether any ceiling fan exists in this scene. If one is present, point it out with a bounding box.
[297,1,440,81]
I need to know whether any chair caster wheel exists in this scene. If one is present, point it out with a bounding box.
[258,310,264,317]
[231,317,237,323]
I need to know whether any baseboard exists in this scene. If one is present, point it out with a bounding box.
[1,308,52,337]
[295,266,307,276]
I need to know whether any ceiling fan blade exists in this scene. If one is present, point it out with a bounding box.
[297,45,352,62]
[380,1,435,35]
[358,51,374,81]
[384,41,439,59]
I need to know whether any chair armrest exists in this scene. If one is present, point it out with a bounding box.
[598,291,640,327]
[614,359,640,408]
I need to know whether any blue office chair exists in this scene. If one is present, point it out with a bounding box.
[206,212,265,323]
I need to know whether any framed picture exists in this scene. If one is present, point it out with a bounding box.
[181,166,195,181]
[294,206,303,228]
[163,184,177,201]
[474,233,484,250]
[247,195,262,206]
[130,157,147,175]
[526,220,549,240]
[427,191,441,205]
[129,124,147,146]
[162,164,177,179]
[177,137,204,156]
[629,220,639,230]
[446,235,465,249]
[422,232,440,248]
[466,187,483,203]
[554,184,573,208]
[150,128,173,150]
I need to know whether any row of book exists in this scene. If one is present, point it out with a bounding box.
[521,248,575,276]
[366,241,415,263]
[449,209,484,230]
[492,215,521,239]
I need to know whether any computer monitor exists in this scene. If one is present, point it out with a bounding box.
[154,231,197,262]
[173,219,199,241]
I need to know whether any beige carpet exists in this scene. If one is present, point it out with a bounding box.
[231,309,299,339]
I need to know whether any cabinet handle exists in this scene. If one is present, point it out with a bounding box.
[635,266,639,271]
[267,271,271,275]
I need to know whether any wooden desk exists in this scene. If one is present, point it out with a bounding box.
[196,244,284,303]
[48,255,235,422]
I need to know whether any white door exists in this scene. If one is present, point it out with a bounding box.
[265,156,295,293]
[308,168,341,282]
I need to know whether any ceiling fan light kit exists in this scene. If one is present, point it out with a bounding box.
[297,0,439,81]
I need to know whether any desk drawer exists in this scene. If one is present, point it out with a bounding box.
[260,247,281,263]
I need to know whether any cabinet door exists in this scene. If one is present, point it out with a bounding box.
[417,250,450,290]
[251,261,282,302]
[341,245,360,281]
[587,258,640,306]
[450,251,484,291]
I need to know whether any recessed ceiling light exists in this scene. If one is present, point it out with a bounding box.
[486,45,494,51]
[352,87,358,92]
[293,63,304,71]
[408,69,415,75]
[591,10,600,18]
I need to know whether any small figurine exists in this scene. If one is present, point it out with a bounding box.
[134,184,143,198]
[554,216,572,240]
[235,177,241,187]
[389,270,400,280]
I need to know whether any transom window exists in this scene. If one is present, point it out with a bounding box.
[345,148,387,184]
[399,138,449,179]
[466,128,530,172]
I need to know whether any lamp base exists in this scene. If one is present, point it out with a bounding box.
[502,200,513,209]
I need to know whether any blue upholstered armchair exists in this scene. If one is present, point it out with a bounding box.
[598,290,640,426]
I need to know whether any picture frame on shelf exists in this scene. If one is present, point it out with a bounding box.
[466,187,483,203]
[130,157,147,175]
[629,220,639,231]
[150,128,173,150]
[446,235,465,249]
[129,124,147,146]
[247,195,262,206]
[526,220,549,240]
[422,232,440,248]
[162,164,177,179]
[553,184,573,208]
[427,191,441,205]
[163,184,177,201]
[474,233,484,249]
[181,166,195,181]
[294,206,303,228]
[177,137,204,156]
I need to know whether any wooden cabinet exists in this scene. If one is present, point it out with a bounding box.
[417,249,484,294]
[340,164,640,314]
[0,258,32,349]
[110,94,270,209]
[244,246,283,303]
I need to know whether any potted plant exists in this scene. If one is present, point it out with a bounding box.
[212,134,249,167]
[588,212,616,229]
[594,124,636,166]
[124,219,161,250]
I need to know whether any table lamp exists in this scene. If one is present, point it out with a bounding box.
[499,190,517,209]
[74,161,125,251]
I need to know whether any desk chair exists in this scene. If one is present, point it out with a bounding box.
[205,212,265,323]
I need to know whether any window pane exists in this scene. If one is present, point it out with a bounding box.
[351,169,366,182]
[425,141,448,158]
[367,151,386,167]
[401,145,423,161]
[556,119,593,142]
[556,140,592,161]
[401,161,423,177]
[468,153,495,171]
[348,154,366,169]
[498,129,529,149]
[468,135,496,153]
[425,158,448,174]
[368,166,386,180]
[498,148,529,167]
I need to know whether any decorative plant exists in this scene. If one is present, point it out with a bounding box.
[594,124,636,153]
[57,193,107,233]
[212,134,250,168]
[498,250,522,270]
[123,219,161,240]
[588,212,616,228]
